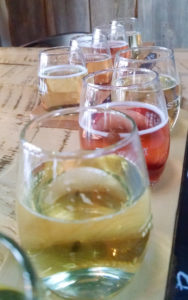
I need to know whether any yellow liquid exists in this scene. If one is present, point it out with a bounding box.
[39,64,87,110]
[86,54,112,73]
[160,74,181,129]
[17,155,151,298]
[126,31,142,47]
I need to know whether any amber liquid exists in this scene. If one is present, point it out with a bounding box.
[17,155,151,298]
[160,74,181,129]
[108,40,129,63]
[85,54,113,84]
[126,31,142,47]
[39,64,87,110]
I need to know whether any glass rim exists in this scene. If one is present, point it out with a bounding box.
[0,232,39,299]
[115,45,174,63]
[83,67,159,91]
[39,45,79,57]
[20,106,137,159]
[71,34,94,44]
[111,17,138,24]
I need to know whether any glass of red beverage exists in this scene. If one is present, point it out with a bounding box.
[81,67,170,184]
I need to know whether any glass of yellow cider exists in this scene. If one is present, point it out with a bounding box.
[38,45,87,111]
[17,106,152,300]
[115,46,181,130]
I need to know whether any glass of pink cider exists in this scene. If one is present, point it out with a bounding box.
[81,67,170,184]
[93,24,128,64]
[71,34,113,81]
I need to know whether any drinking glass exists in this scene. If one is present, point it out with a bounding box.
[17,106,151,300]
[114,46,181,129]
[93,23,128,63]
[81,67,170,184]
[38,45,87,110]
[0,232,45,299]
[72,34,112,80]
[111,17,142,48]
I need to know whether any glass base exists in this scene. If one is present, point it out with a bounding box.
[44,267,134,300]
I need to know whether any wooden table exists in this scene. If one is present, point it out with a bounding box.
[0,47,187,300]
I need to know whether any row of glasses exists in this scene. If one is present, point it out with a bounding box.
[38,33,114,111]
[12,16,181,300]
[71,17,141,67]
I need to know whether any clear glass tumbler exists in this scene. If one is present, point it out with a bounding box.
[38,45,87,110]
[71,34,113,80]
[81,67,170,184]
[114,46,181,130]
[17,106,151,299]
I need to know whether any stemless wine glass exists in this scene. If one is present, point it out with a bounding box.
[38,45,87,111]
[93,23,128,63]
[0,232,45,299]
[17,106,151,300]
[111,17,143,48]
[72,34,112,80]
[81,67,170,184]
[114,46,181,129]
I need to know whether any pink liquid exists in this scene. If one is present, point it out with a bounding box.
[108,40,129,63]
[80,103,170,184]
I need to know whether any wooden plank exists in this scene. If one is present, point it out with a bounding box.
[0,47,41,65]
[90,0,136,30]
[1,0,90,46]
[0,0,11,46]
[51,0,90,33]
[5,0,48,46]
[114,0,137,19]
[138,0,188,48]
[137,0,153,43]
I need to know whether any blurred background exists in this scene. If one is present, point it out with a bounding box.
[0,0,187,48]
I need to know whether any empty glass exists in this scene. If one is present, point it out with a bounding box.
[115,46,181,129]
[17,106,151,299]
